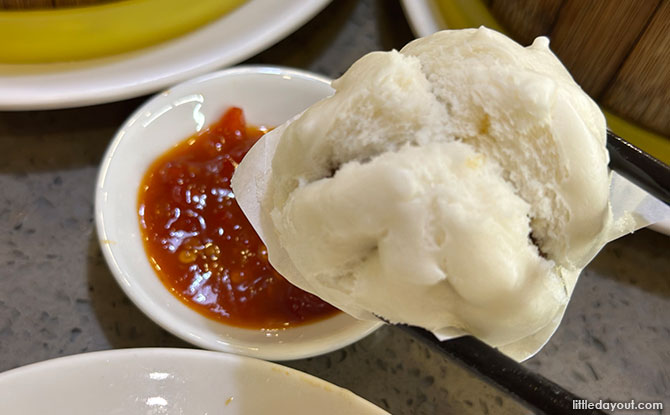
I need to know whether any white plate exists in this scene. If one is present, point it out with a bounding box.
[400,0,444,37]
[0,0,331,110]
[95,66,381,361]
[0,348,388,414]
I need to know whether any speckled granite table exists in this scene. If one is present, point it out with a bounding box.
[1,1,668,414]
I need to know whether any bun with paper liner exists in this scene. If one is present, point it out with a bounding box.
[264,27,611,357]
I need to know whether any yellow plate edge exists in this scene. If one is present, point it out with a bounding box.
[0,0,246,63]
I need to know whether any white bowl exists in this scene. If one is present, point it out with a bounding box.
[95,66,381,361]
[0,348,388,414]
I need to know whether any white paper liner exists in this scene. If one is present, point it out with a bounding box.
[232,118,670,361]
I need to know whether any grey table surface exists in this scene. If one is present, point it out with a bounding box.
[0,1,668,414]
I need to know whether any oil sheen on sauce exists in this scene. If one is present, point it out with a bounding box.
[138,107,339,329]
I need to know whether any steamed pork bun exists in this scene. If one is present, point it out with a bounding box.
[265,27,611,349]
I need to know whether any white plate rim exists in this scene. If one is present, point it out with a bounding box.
[0,348,388,414]
[0,0,332,110]
[399,0,444,38]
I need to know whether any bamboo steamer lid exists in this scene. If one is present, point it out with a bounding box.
[489,0,670,138]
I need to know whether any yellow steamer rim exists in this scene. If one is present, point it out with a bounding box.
[0,0,246,63]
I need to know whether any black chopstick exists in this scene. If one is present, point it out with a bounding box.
[606,130,670,206]
[404,326,607,415]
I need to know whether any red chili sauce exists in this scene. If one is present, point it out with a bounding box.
[138,107,339,329]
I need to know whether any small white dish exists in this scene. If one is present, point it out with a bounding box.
[95,66,381,361]
[0,0,332,110]
[0,348,388,414]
